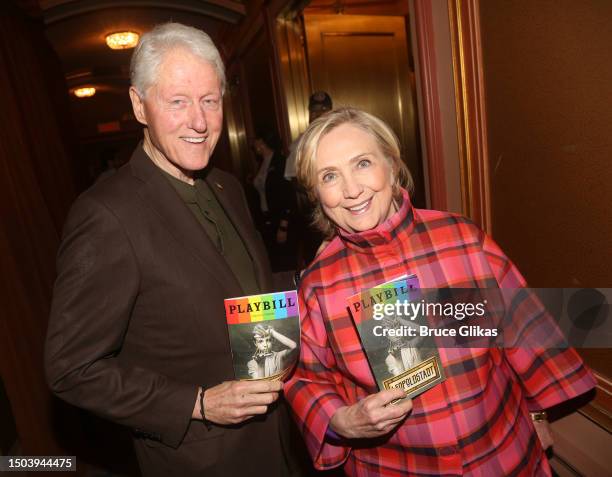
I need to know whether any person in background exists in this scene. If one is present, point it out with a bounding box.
[252,133,298,272]
[285,107,595,476]
[45,22,303,477]
[284,91,333,180]
[96,147,130,182]
[285,91,333,268]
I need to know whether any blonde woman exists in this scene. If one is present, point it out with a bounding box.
[285,108,594,476]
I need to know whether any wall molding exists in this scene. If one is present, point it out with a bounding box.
[412,0,447,211]
[448,0,491,232]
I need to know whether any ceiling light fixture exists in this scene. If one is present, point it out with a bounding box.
[74,87,96,98]
[105,31,139,50]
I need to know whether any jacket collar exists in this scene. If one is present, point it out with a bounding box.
[338,188,415,251]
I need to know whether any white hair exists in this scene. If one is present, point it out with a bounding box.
[130,22,226,97]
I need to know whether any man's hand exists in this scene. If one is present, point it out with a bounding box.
[195,380,282,425]
[329,389,412,439]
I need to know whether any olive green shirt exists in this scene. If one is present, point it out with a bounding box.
[163,171,259,295]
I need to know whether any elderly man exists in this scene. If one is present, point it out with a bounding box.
[45,23,298,477]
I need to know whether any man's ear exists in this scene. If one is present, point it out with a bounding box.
[129,87,148,126]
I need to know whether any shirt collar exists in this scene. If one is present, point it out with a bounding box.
[337,188,415,251]
[162,170,197,204]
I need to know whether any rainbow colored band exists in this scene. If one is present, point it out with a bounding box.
[225,291,298,324]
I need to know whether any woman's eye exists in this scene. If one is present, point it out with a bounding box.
[321,172,336,183]
[357,159,371,168]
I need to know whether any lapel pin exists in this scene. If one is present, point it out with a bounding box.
[215,182,223,190]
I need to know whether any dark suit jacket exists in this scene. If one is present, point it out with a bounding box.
[45,145,293,476]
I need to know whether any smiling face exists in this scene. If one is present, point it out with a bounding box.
[130,47,223,181]
[314,123,396,234]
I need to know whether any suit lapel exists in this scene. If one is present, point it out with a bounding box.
[129,146,243,296]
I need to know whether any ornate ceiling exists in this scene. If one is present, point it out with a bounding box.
[38,0,248,138]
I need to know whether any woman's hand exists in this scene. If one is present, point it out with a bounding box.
[329,389,412,439]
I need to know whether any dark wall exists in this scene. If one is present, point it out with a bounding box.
[479,0,612,288]
[0,2,75,456]
[241,29,281,148]
[0,378,17,454]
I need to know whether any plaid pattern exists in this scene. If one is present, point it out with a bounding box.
[285,190,595,476]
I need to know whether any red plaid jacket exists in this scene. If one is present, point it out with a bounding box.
[285,190,595,476]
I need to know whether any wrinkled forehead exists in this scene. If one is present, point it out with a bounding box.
[310,123,392,179]
[315,123,379,158]
[152,47,221,92]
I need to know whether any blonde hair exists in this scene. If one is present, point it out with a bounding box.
[295,107,413,237]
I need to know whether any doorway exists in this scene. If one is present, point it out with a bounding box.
[276,2,426,207]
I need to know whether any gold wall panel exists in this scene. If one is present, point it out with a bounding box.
[304,14,424,207]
